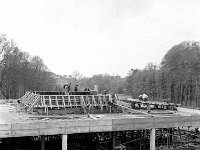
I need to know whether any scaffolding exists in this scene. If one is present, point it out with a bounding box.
[18,91,112,115]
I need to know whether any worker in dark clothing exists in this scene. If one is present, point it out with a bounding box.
[84,88,90,92]
[74,85,78,92]
[67,83,71,93]
[138,95,143,100]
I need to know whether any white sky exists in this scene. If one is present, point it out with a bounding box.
[1,0,200,77]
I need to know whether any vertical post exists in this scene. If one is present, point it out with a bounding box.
[166,128,169,148]
[187,126,190,148]
[62,134,68,150]
[169,128,173,147]
[178,127,182,149]
[41,135,45,150]
[139,130,142,150]
[150,128,155,150]
[112,131,116,150]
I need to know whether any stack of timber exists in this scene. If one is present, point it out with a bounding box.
[114,94,178,115]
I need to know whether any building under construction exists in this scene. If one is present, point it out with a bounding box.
[1,87,200,150]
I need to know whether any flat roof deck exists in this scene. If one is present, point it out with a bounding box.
[1,104,200,138]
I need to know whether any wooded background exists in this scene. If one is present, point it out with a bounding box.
[1,34,200,107]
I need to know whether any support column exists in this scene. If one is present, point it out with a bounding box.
[41,135,45,150]
[150,128,155,150]
[62,134,68,150]
[112,131,116,150]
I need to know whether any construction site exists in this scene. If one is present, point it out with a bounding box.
[1,86,200,150]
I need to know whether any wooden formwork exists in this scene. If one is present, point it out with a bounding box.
[19,91,40,112]
[18,91,113,115]
[33,94,112,115]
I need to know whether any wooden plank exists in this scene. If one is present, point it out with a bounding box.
[74,96,77,107]
[49,96,52,108]
[113,103,154,117]
[62,96,66,108]
[40,96,44,107]
[98,96,103,110]
[27,95,40,111]
[68,96,72,108]
[56,96,59,109]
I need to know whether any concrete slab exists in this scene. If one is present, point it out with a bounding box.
[0,124,11,130]
[0,130,11,137]
[89,119,112,126]
[65,120,90,127]
[12,129,40,137]
[65,126,90,134]
[1,104,200,138]
[39,128,66,135]
[89,125,112,132]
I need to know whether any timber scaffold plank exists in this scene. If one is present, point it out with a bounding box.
[19,91,40,112]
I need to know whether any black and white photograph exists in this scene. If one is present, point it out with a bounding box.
[1,0,200,149]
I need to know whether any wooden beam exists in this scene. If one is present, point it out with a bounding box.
[56,96,59,109]
[49,96,52,108]
[113,103,154,117]
[62,96,66,107]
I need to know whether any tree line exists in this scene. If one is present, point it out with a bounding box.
[1,34,200,107]
[0,35,57,98]
[60,41,200,108]
[0,35,126,99]
[126,41,200,107]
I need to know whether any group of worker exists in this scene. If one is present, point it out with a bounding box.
[138,93,148,101]
[63,83,79,94]
[63,83,148,99]
[63,83,91,94]
[101,90,109,95]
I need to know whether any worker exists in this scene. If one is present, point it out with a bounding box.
[63,83,71,94]
[84,88,90,92]
[63,83,68,94]
[138,95,143,100]
[67,83,71,93]
[142,93,150,113]
[138,93,150,113]
[142,93,148,101]
[74,85,78,92]
[101,90,107,95]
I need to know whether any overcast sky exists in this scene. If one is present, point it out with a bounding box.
[1,0,200,77]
